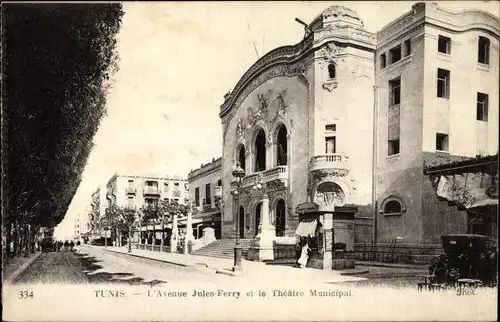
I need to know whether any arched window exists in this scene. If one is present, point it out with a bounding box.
[254,129,266,172]
[255,202,262,237]
[276,125,287,166]
[328,63,336,79]
[238,145,246,172]
[275,199,286,237]
[383,200,402,214]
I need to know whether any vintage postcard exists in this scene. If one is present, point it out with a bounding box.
[2,1,498,321]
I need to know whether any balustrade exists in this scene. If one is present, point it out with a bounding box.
[309,153,350,172]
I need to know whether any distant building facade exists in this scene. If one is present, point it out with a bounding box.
[103,173,189,246]
[187,158,223,239]
[89,187,106,239]
[105,173,189,210]
[217,3,499,265]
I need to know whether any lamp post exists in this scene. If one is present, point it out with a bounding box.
[232,162,245,272]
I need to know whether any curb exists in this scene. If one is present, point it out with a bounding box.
[103,248,193,268]
[356,262,428,269]
[215,269,240,277]
[5,252,43,284]
[103,249,225,274]
[339,269,370,276]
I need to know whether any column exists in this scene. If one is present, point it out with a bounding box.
[253,194,275,261]
[184,211,194,254]
[323,213,333,270]
[170,214,178,253]
[265,141,273,170]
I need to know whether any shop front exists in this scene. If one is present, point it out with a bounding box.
[295,202,356,270]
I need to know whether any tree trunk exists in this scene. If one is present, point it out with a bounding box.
[128,228,132,253]
[5,221,12,261]
[13,221,19,258]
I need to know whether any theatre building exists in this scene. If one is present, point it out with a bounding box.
[217,3,499,268]
[219,5,376,269]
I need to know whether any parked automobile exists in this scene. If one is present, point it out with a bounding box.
[428,234,497,286]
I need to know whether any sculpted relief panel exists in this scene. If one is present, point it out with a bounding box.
[222,62,309,139]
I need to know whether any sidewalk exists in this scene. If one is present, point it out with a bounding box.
[3,252,42,284]
[99,246,366,284]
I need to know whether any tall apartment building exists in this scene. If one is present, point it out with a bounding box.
[374,2,499,246]
[187,158,223,239]
[105,173,189,210]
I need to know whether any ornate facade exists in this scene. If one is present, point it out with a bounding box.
[219,5,376,266]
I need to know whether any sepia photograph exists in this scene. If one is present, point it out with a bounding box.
[1,1,498,321]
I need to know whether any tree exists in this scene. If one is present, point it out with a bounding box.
[137,200,191,248]
[117,207,137,253]
[2,4,124,260]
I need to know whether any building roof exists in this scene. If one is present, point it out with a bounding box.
[309,5,364,31]
[424,154,498,175]
[188,157,222,181]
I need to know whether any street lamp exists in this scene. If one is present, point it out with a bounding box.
[232,161,245,272]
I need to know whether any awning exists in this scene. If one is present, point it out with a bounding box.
[295,218,318,237]
[467,198,498,209]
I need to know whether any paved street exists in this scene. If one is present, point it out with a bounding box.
[15,246,233,285]
[12,245,430,288]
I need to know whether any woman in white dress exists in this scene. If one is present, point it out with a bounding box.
[297,240,311,269]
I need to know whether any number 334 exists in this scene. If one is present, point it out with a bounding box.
[18,291,34,299]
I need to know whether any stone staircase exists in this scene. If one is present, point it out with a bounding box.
[192,238,254,259]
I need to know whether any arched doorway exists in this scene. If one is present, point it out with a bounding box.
[254,129,266,172]
[276,125,287,166]
[238,206,245,238]
[255,202,262,237]
[238,145,246,172]
[275,199,286,237]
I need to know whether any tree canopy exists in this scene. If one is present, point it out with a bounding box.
[3,4,124,230]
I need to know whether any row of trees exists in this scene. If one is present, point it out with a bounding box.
[2,4,124,261]
[101,199,193,253]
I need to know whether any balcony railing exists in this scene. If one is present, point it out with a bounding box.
[240,166,289,189]
[172,190,181,198]
[309,153,349,172]
[143,186,160,195]
[125,187,137,194]
[262,165,288,182]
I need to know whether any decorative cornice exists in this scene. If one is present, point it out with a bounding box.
[219,34,314,119]
[188,157,222,181]
[377,2,499,49]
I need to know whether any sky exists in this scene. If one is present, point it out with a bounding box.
[54,1,499,239]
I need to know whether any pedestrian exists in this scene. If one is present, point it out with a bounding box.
[70,240,75,251]
[64,240,69,251]
[295,238,302,268]
[297,240,311,269]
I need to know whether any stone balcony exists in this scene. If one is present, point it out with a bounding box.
[143,186,160,196]
[309,153,350,173]
[239,165,288,189]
